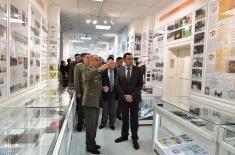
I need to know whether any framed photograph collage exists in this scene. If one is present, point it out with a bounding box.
[10,0,29,94]
[204,0,235,101]
[134,33,142,57]
[167,14,192,42]
[41,17,48,81]
[30,4,41,86]
[150,27,165,85]
[0,0,7,98]
[48,24,59,80]
[191,6,207,93]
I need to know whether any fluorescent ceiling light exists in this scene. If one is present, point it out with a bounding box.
[2,17,25,23]
[96,25,111,30]
[86,19,91,24]
[93,0,103,1]
[92,20,98,25]
[71,40,83,43]
[81,37,92,40]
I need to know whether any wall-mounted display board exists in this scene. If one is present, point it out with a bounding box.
[134,33,142,57]
[166,14,192,42]
[191,6,207,93]
[204,0,235,101]
[142,31,153,58]
[151,27,165,85]
[9,0,29,94]
[0,0,7,98]
[48,24,59,80]
[30,4,41,85]
[41,17,48,81]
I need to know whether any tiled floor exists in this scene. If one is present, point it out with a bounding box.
[70,118,156,155]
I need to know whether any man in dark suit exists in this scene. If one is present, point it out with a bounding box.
[115,53,143,150]
[68,53,81,87]
[99,57,118,130]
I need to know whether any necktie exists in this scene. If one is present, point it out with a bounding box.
[127,67,131,82]
[109,70,114,91]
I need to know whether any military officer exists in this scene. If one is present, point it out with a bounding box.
[74,53,90,131]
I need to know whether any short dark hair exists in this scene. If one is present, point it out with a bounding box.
[123,53,132,59]
[116,57,123,61]
[81,53,90,58]
[75,54,80,57]
[107,57,114,61]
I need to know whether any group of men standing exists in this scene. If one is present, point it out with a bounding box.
[68,52,143,154]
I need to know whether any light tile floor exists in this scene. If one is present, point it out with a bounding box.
[70,118,156,155]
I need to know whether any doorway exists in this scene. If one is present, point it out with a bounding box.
[163,44,192,103]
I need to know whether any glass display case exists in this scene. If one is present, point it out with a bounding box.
[153,97,235,155]
[218,126,235,155]
[0,86,76,155]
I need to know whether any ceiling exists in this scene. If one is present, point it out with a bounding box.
[48,0,174,43]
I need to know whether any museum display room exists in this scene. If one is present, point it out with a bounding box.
[0,0,235,154]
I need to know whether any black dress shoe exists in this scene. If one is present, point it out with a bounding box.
[96,145,101,149]
[110,125,115,130]
[77,126,82,132]
[87,149,100,154]
[133,141,139,150]
[115,136,128,143]
[99,124,105,129]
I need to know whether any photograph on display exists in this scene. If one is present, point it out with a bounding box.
[193,57,203,67]
[194,45,204,55]
[195,7,206,21]
[182,26,192,38]
[135,33,141,43]
[182,14,192,26]
[174,29,182,40]
[10,0,29,93]
[195,20,205,32]
[194,32,205,44]
[207,52,215,64]
[0,0,7,98]
[215,48,229,73]
[167,23,175,32]
[210,1,219,16]
[49,64,57,71]
[175,18,183,29]
[227,60,235,73]
[192,69,202,80]
[49,71,57,79]
[167,32,174,41]
[192,80,202,91]
[209,29,217,38]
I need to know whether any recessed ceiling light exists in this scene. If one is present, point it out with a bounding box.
[86,19,91,24]
[103,20,107,24]
[96,25,111,30]
[92,20,98,24]
[110,20,114,25]
[81,37,92,40]
[67,15,71,18]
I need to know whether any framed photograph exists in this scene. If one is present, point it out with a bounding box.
[195,20,205,32]
[174,29,182,40]
[194,45,204,55]
[182,14,192,26]
[167,23,175,32]
[175,18,183,29]
[195,7,206,21]
[182,26,192,38]
[227,60,235,73]
[167,32,174,41]
[194,32,205,44]
[192,80,202,91]
[192,69,203,79]
[193,57,203,67]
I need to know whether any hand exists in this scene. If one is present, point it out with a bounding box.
[98,64,109,71]
[102,86,109,92]
[76,94,81,99]
[124,95,133,103]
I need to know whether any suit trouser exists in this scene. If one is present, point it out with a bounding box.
[101,92,117,126]
[77,97,84,127]
[121,100,139,141]
[84,107,100,150]
[116,99,122,117]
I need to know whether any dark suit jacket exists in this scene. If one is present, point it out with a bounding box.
[115,66,143,103]
[101,69,118,101]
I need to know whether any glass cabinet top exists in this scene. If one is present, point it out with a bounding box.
[220,125,235,148]
[158,97,235,125]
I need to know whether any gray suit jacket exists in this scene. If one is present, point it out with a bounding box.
[82,66,102,108]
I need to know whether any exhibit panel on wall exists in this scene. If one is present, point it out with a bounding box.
[134,33,142,57]
[9,0,29,94]
[41,17,48,81]
[30,4,41,85]
[191,6,207,93]
[204,0,235,102]
[0,0,7,98]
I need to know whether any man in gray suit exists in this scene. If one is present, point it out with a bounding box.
[82,55,109,154]
[74,53,90,131]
